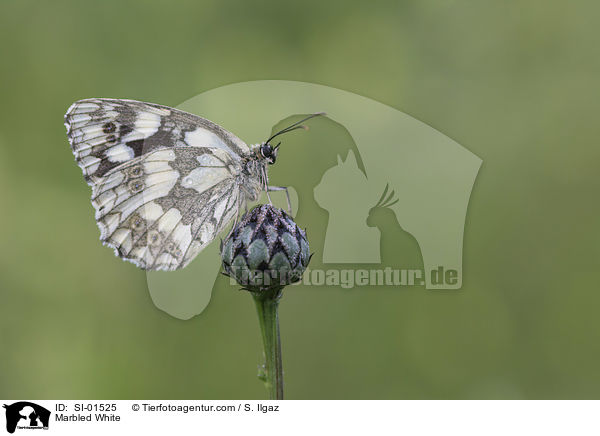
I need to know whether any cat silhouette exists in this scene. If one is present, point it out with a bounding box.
[314,150,380,263]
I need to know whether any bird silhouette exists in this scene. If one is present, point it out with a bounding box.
[366,184,424,273]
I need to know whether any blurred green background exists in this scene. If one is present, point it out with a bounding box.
[1,0,599,399]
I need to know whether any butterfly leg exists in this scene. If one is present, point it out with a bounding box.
[267,185,292,215]
[265,189,273,205]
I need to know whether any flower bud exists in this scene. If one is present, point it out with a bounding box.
[221,204,310,293]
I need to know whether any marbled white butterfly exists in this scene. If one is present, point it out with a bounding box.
[64,98,322,271]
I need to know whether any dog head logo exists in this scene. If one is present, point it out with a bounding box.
[3,402,50,433]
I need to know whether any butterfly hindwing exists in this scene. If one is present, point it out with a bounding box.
[91,146,242,270]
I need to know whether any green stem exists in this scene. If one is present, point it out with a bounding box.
[253,288,284,400]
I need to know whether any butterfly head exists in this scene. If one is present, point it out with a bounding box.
[259,112,326,165]
[259,142,280,165]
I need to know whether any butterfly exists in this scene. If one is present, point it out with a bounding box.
[64,98,323,271]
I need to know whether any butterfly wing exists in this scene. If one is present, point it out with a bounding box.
[65,99,248,270]
[65,98,250,184]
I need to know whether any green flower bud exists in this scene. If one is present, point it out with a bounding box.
[221,204,310,293]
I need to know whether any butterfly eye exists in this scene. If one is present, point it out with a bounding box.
[261,144,272,158]
[261,144,277,164]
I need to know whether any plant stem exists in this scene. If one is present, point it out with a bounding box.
[252,288,284,400]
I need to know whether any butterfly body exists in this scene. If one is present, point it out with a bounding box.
[64,98,321,271]
[239,158,266,202]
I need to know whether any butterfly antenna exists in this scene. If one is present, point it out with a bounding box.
[266,112,326,143]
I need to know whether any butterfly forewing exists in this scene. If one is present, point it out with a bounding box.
[65,98,252,270]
